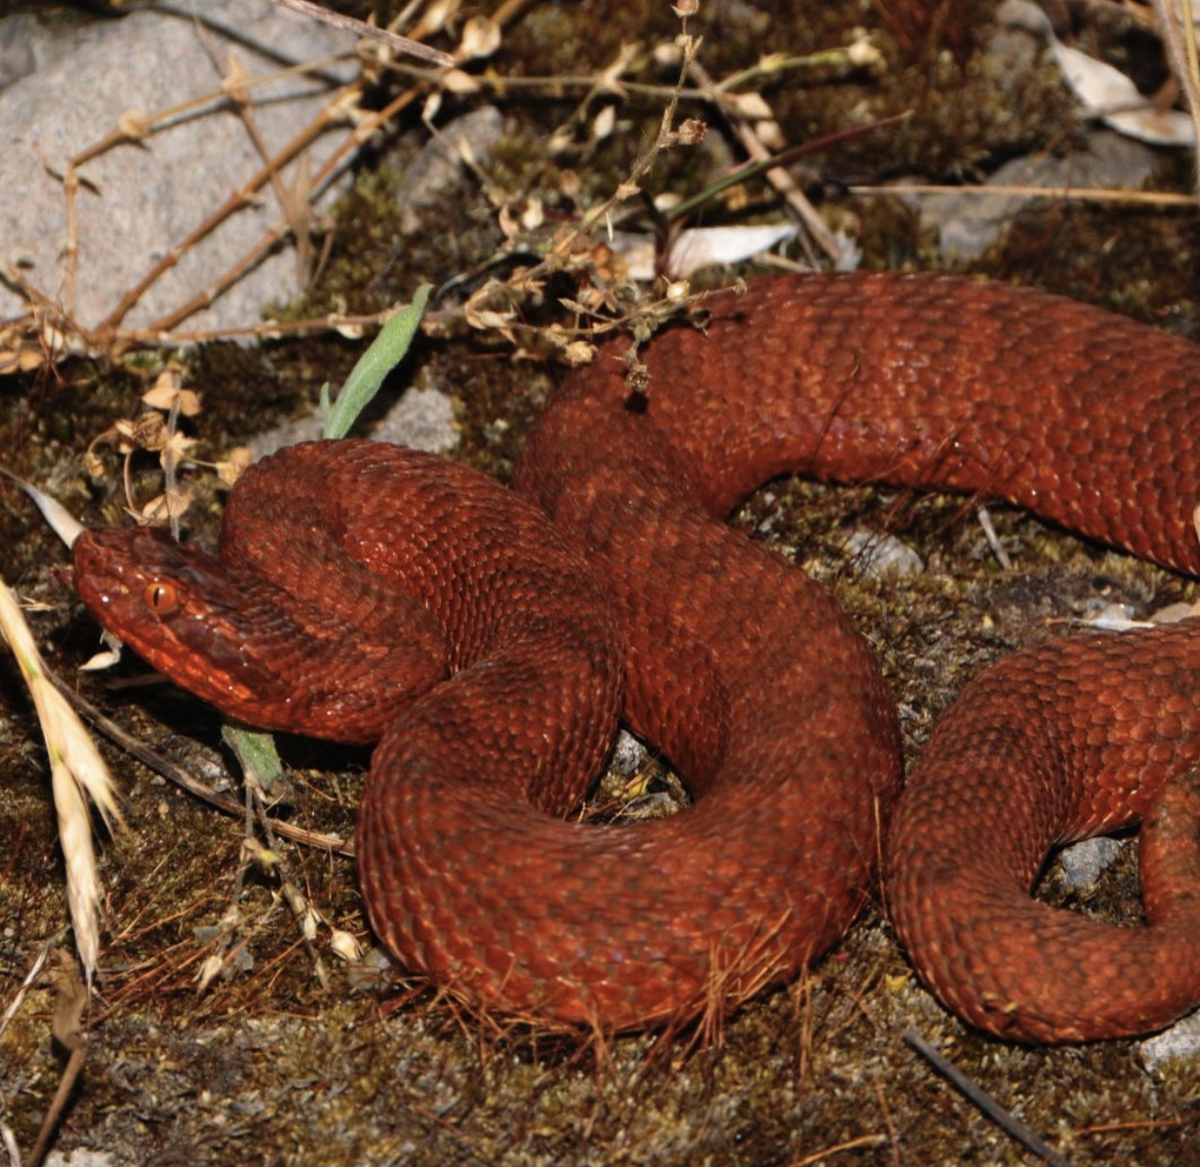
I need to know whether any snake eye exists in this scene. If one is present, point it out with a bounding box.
[144,581,179,615]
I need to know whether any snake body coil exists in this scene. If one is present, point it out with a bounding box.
[74,273,1200,1039]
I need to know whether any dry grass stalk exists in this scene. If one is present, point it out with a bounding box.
[0,578,121,986]
[270,0,455,66]
[1152,0,1200,184]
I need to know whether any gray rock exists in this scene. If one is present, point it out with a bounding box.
[0,0,357,339]
[372,385,458,454]
[1057,834,1122,888]
[843,529,925,579]
[0,11,93,90]
[392,105,504,235]
[1140,1007,1200,1072]
[913,131,1160,261]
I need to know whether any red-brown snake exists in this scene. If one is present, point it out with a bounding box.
[73,273,1200,1039]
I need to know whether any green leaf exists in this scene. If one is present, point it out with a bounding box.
[321,283,432,440]
[221,725,287,801]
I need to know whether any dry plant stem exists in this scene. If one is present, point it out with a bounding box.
[198,780,330,991]
[25,1039,84,1167]
[130,8,688,346]
[490,0,541,27]
[125,308,396,347]
[56,676,353,857]
[849,182,1200,206]
[546,42,642,144]
[974,504,1013,570]
[93,88,359,342]
[50,4,716,352]
[162,393,184,541]
[128,83,421,342]
[390,48,868,102]
[102,0,534,346]
[0,943,53,1040]
[246,780,332,989]
[205,48,295,217]
[903,1031,1074,1167]
[215,48,323,284]
[1152,0,1200,187]
[120,50,447,341]
[516,36,703,290]
[1077,1117,1191,1137]
[271,0,455,67]
[871,1072,901,1167]
[60,53,357,319]
[665,111,913,223]
[685,56,841,263]
[785,1135,890,1167]
[25,952,89,1167]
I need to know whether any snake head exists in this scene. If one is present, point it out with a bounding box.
[74,525,301,714]
[72,525,448,742]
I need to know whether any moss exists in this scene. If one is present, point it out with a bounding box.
[3,1,1200,1164]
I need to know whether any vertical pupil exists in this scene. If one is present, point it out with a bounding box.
[144,581,177,613]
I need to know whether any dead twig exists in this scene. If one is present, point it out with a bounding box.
[904,1029,1074,1167]
[270,0,455,67]
[25,951,89,1167]
[57,674,353,857]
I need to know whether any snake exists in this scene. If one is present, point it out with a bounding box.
[72,272,1200,1041]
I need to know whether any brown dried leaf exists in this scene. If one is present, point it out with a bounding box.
[132,486,192,526]
[159,428,196,476]
[142,369,201,416]
[441,68,481,94]
[121,413,169,453]
[218,446,253,487]
[459,16,501,60]
[0,345,46,374]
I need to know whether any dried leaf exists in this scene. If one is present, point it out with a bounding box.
[592,104,617,142]
[331,928,364,962]
[216,451,251,487]
[0,345,47,374]
[441,68,481,94]
[459,15,501,60]
[142,370,201,416]
[563,340,598,365]
[159,428,197,475]
[132,486,192,525]
[1001,0,1195,146]
[726,91,773,121]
